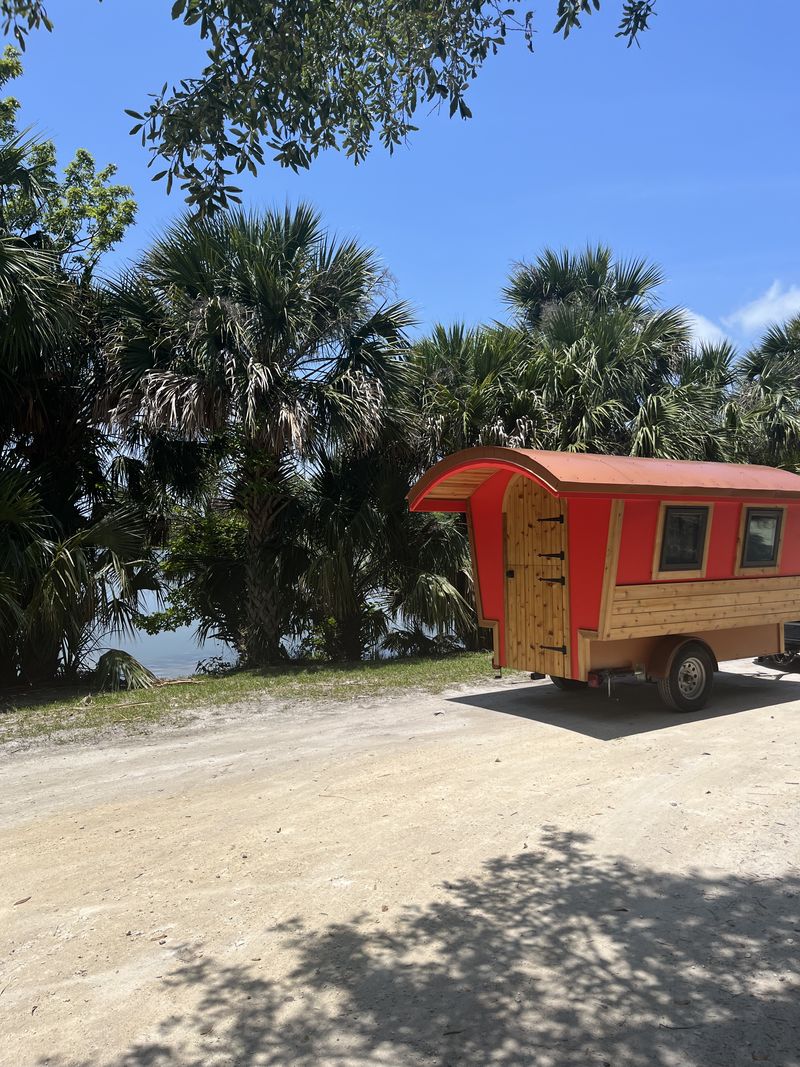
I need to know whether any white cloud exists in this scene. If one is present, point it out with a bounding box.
[724,281,800,336]
[684,310,728,346]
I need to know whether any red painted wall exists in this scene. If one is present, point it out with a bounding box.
[780,501,800,574]
[614,499,657,585]
[565,496,612,675]
[469,483,800,676]
[706,501,741,578]
[469,470,513,664]
[616,496,800,584]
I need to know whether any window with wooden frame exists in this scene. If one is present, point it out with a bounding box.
[736,506,785,575]
[652,503,713,580]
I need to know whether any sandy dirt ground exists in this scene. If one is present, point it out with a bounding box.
[2,659,800,1067]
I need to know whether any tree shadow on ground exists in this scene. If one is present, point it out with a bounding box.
[44,829,800,1067]
[449,667,800,740]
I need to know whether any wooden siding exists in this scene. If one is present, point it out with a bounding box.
[597,500,624,638]
[601,575,800,640]
[504,475,569,676]
[424,466,501,499]
[578,623,783,679]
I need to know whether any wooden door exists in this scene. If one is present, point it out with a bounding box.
[504,475,569,676]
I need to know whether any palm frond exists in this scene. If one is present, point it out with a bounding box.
[95,648,157,691]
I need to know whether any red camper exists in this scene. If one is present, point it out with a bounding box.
[408,447,800,711]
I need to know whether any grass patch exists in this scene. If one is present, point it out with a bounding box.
[0,652,504,747]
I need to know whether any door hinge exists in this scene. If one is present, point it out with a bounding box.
[538,575,565,585]
[538,551,564,560]
[506,568,515,578]
[537,514,564,524]
[540,644,567,654]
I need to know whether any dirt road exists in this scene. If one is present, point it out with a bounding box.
[2,661,800,1067]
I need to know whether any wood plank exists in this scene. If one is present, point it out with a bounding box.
[536,481,549,673]
[577,629,597,681]
[530,482,546,673]
[598,501,625,640]
[562,498,573,676]
[542,480,558,675]
[426,468,500,498]
[607,609,799,640]
[502,474,568,674]
[609,603,800,631]
[613,589,800,616]
[608,574,800,636]
[503,509,512,664]
[614,575,800,601]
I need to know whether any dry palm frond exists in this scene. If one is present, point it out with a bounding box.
[95,648,157,691]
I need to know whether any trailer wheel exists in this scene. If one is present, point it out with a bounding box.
[657,641,714,712]
[550,675,587,691]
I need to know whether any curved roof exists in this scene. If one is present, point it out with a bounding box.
[408,446,800,511]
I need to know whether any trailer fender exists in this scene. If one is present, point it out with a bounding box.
[647,635,718,680]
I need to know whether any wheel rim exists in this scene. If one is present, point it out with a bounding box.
[677,656,706,700]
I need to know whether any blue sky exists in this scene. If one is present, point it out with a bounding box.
[7,0,800,347]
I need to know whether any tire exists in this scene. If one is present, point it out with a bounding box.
[550,675,587,691]
[657,641,714,712]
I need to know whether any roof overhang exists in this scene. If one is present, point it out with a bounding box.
[407,446,800,513]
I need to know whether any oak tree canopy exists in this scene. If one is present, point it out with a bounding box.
[2,2,657,211]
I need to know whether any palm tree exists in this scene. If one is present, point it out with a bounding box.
[503,245,744,460]
[411,323,550,461]
[521,300,730,457]
[0,468,157,685]
[106,205,414,665]
[735,315,800,468]
[504,245,665,330]
[296,449,387,660]
[0,120,162,687]
[295,441,476,660]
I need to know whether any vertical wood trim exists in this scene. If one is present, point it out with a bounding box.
[576,629,597,681]
[562,497,572,674]
[598,500,625,640]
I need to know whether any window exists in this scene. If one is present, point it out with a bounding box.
[740,508,783,569]
[658,506,709,573]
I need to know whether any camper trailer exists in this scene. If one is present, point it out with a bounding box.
[408,447,800,711]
